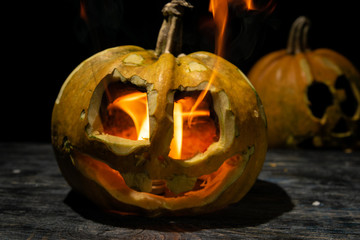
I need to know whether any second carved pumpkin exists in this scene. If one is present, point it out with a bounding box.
[248,16,360,148]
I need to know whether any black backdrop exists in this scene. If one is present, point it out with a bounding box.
[2,0,359,142]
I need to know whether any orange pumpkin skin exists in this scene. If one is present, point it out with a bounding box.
[248,16,360,148]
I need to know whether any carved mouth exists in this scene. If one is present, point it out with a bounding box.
[70,146,253,211]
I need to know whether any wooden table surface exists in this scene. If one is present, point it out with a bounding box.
[1,143,359,239]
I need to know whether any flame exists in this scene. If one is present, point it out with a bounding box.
[208,0,258,56]
[232,0,277,13]
[208,0,228,57]
[170,101,184,159]
[188,0,267,126]
[109,92,149,140]
[243,0,256,10]
[80,0,88,23]
[187,0,230,125]
[169,97,211,159]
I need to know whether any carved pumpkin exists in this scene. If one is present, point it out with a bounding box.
[52,0,267,216]
[248,16,360,148]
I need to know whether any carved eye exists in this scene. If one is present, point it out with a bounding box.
[100,81,149,141]
[307,81,333,119]
[169,91,219,160]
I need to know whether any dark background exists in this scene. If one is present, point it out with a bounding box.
[2,0,359,143]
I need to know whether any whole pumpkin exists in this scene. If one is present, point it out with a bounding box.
[52,0,267,216]
[248,16,360,148]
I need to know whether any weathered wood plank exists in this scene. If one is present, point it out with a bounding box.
[0,143,359,239]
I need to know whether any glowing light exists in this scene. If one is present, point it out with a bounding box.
[188,0,230,125]
[170,101,184,159]
[80,0,88,23]
[110,92,149,140]
[208,0,228,57]
[169,97,211,159]
[188,0,267,126]
[243,0,256,10]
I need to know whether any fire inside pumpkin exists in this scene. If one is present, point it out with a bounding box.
[87,79,222,196]
[100,81,219,160]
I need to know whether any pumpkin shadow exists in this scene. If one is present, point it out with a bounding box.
[64,179,293,231]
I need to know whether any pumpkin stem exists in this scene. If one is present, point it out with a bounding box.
[155,0,193,57]
[286,16,311,55]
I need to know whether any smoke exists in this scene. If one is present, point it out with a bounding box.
[76,0,125,52]
[75,0,168,55]
[74,0,278,73]
[225,5,278,71]
[181,0,278,72]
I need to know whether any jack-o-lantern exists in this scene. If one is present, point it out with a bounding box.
[52,0,267,216]
[248,16,360,149]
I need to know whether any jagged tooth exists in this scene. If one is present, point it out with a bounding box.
[151,180,166,195]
